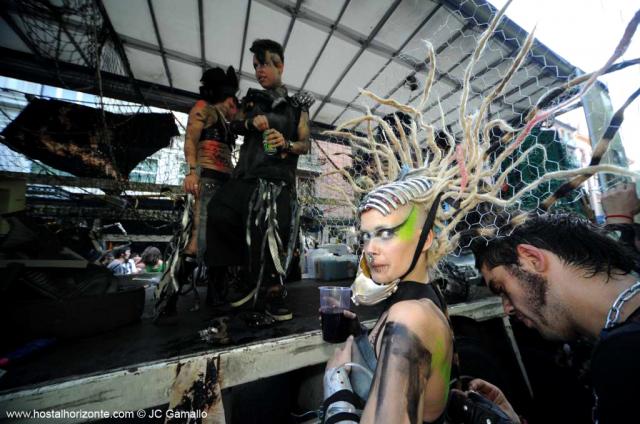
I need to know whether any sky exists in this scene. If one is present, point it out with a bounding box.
[489,0,640,170]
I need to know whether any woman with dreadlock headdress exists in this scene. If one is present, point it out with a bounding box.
[319,1,639,422]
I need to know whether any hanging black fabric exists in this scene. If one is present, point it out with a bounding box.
[1,97,179,180]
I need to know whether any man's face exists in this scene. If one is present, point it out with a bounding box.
[124,249,131,260]
[480,262,575,340]
[359,204,424,284]
[253,51,283,89]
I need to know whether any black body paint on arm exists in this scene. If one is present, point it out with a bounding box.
[371,321,432,424]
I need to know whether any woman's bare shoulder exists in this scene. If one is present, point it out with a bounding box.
[385,299,452,344]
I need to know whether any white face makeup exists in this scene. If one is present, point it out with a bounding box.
[360,204,423,284]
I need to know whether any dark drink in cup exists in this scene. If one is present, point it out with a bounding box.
[320,306,350,343]
[319,286,352,343]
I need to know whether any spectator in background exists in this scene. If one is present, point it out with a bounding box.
[132,252,143,272]
[100,252,114,267]
[141,246,165,273]
[107,246,137,275]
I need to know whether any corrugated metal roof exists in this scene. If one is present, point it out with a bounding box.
[0,0,581,136]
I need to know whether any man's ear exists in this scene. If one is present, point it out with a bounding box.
[516,244,547,272]
[421,230,434,253]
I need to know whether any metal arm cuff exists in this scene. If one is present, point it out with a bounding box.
[323,366,353,399]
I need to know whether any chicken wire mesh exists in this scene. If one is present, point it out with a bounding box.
[0,0,190,229]
[13,0,124,74]
[302,0,638,257]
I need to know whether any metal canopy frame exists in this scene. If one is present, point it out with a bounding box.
[330,3,442,125]
[311,0,402,121]
[0,0,583,134]
[95,0,147,105]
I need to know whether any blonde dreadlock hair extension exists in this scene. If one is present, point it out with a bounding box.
[322,1,640,271]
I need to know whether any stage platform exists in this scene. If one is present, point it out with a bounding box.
[0,277,504,420]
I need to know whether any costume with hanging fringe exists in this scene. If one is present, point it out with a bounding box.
[205,85,313,305]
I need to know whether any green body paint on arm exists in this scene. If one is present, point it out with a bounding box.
[432,337,452,405]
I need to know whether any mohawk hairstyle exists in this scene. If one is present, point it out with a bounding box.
[321,1,640,268]
[250,39,284,64]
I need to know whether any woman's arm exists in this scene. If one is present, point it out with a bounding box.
[360,301,452,424]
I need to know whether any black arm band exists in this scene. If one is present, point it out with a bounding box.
[324,389,363,407]
[322,389,364,414]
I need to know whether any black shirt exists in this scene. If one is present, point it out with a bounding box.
[233,87,302,186]
[591,305,640,423]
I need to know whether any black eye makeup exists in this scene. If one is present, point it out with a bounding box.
[358,221,403,245]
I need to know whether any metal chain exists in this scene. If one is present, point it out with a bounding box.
[604,280,640,329]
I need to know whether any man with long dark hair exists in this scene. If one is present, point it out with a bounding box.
[467,213,640,423]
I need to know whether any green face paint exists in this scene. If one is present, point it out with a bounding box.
[358,205,422,246]
[396,206,419,241]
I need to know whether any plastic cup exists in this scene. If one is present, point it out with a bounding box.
[319,286,352,343]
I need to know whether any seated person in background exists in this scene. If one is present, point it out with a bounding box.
[140,246,165,273]
[132,252,144,272]
[100,252,114,267]
[107,246,136,275]
[461,213,640,424]
[601,181,640,256]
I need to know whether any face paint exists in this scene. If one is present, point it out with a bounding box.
[359,206,419,246]
[372,321,432,424]
[396,206,419,241]
[432,337,452,406]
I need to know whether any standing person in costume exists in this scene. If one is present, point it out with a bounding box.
[206,39,313,322]
[318,2,639,422]
[178,66,239,308]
